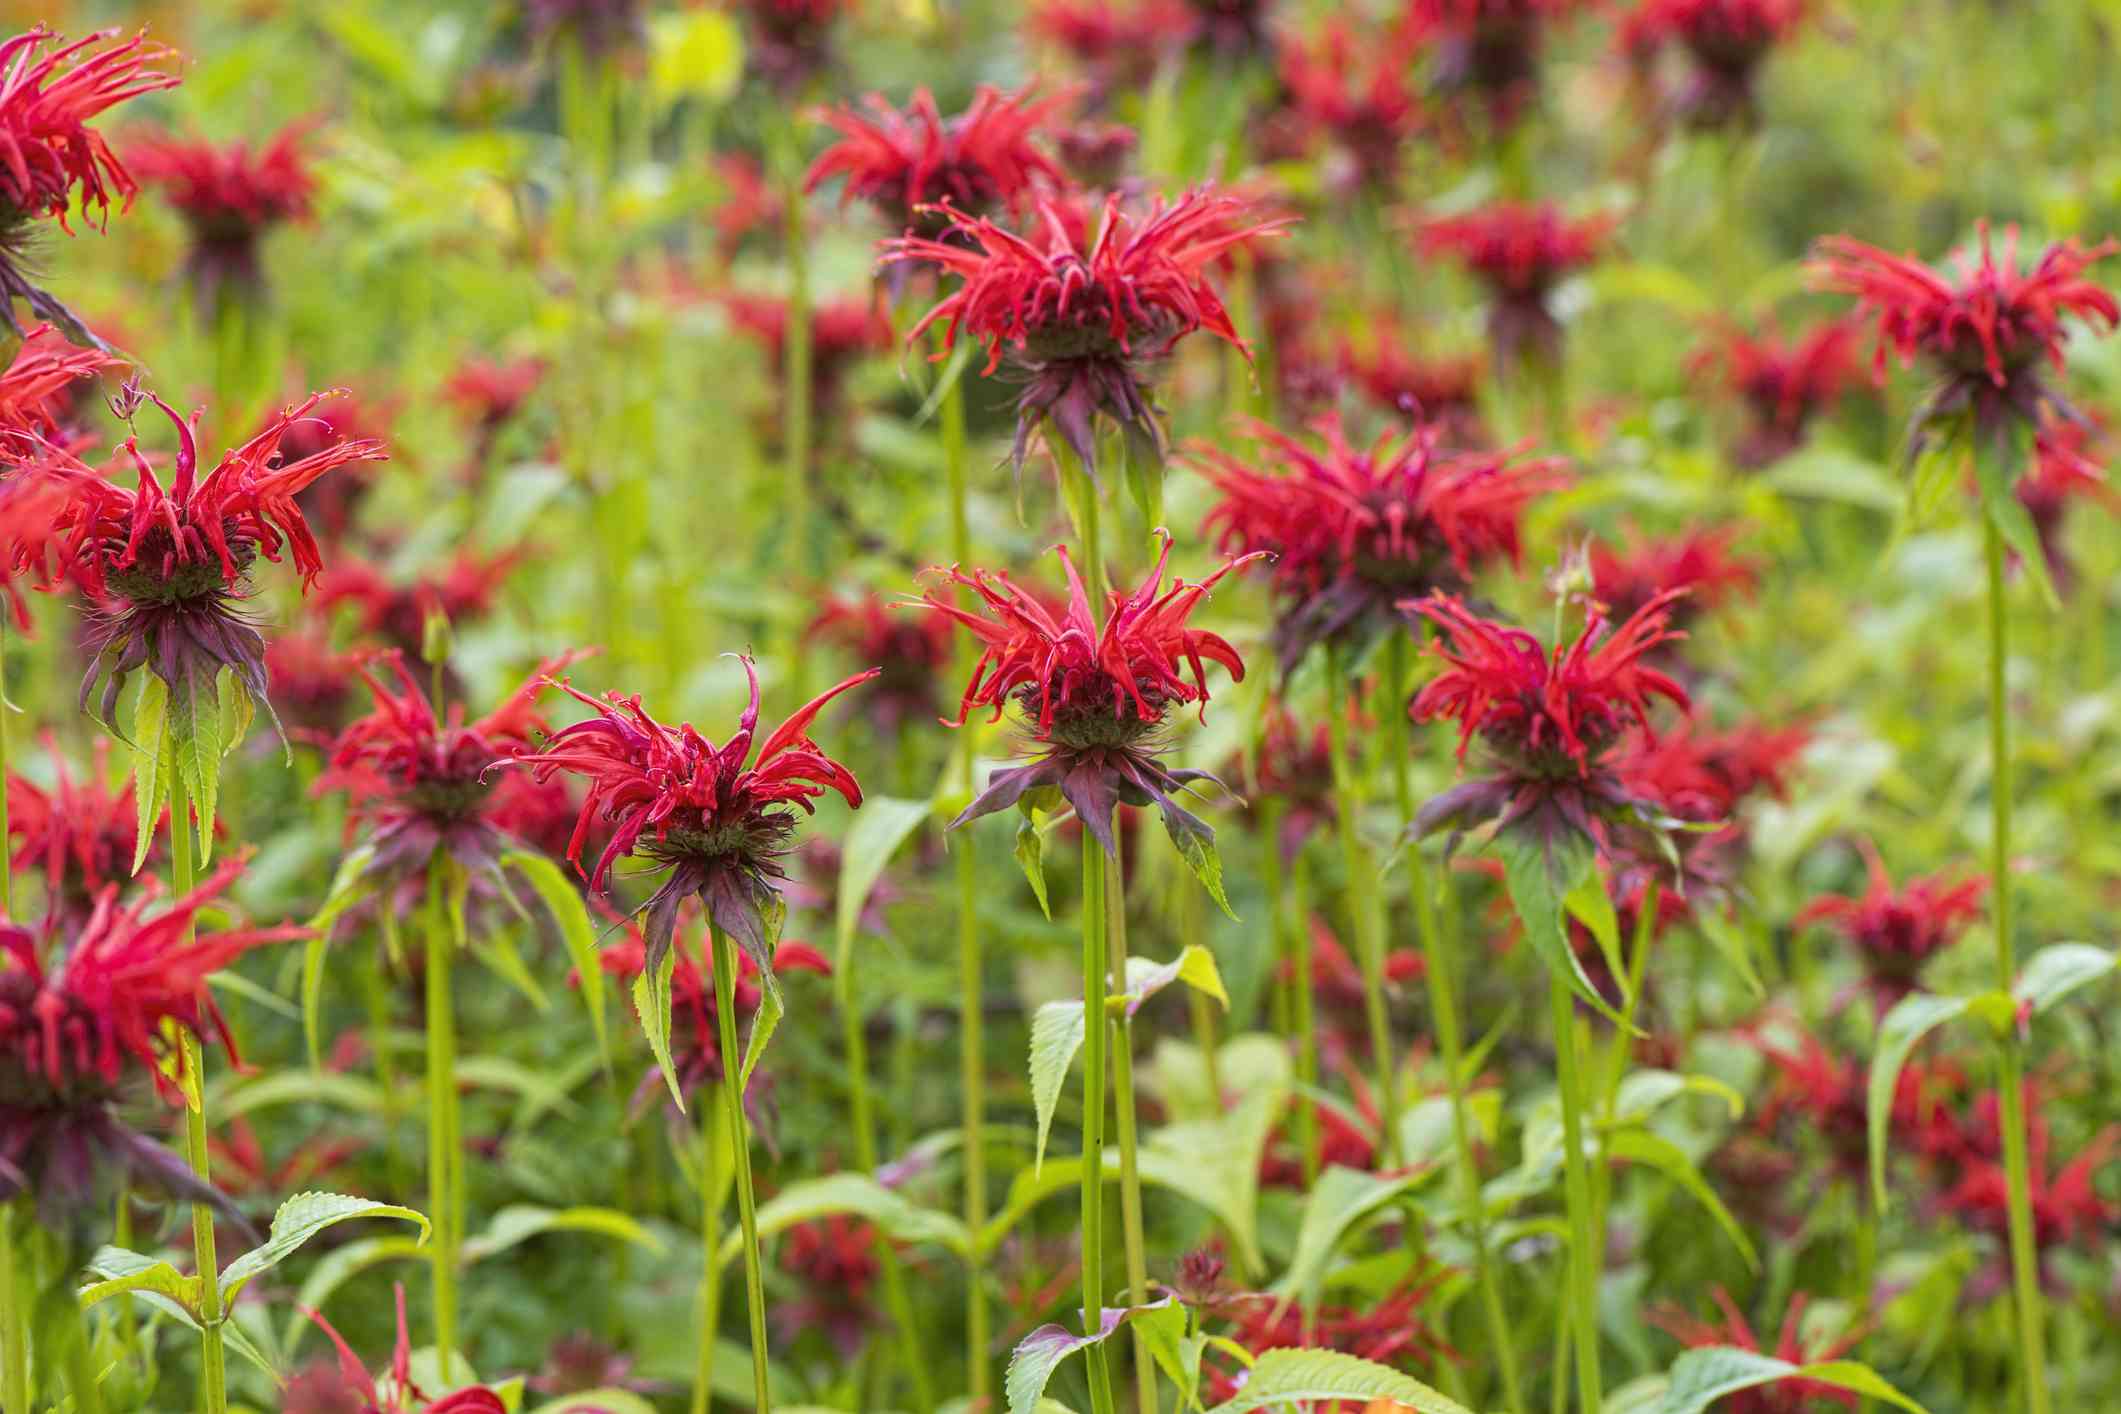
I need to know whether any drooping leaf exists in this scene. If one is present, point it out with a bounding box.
[219,1192,431,1305]
[129,673,170,875]
[738,980,782,1091]
[1029,999,1088,1177]
[168,657,224,864]
[1200,1347,1473,1414]
[1120,946,1229,1017]
[1563,862,1625,996]
[1165,810,1237,920]
[460,1205,663,1265]
[1006,1299,1179,1414]
[1656,1348,1928,1414]
[834,794,930,977]
[635,939,683,1112]
[1969,423,2058,610]
[502,851,610,1069]
[2011,942,2115,1017]
[1495,826,1631,1028]
[1610,1070,1746,1126]
[718,1172,972,1268]
[1867,991,1975,1209]
[1015,813,1051,919]
[1603,1129,1756,1269]
[1270,1165,1435,1309]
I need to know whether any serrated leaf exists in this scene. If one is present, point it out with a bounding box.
[219,1192,431,1305]
[1657,1348,1928,1414]
[2012,942,2115,1017]
[169,659,223,864]
[1029,999,1087,1177]
[129,673,170,875]
[460,1205,663,1265]
[1006,1299,1179,1414]
[635,939,683,1112]
[1167,815,1237,920]
[737,979,781,1091]
[1867,991,1973,1209]
[718,1172,972,1268]
[1201,1347,1473,1414]
[1604,1129,1756,1268]
[835,795,930,977]
[78,1249,200,1320]
[1015,814,1052,919]
[1564,863,1626,1000]
[502,851,610,1069]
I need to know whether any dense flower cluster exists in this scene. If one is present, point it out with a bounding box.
[806,85,1067,236]
[807,592,956,734]
[1275,19,1423,194]
[1692,317,1858,467]
[5,736,159,932]
[884,188,1289,478]
[129,123,315,304]
[1796,839,1985,1006]
[1196,414,1567,667]
[1420,202,1613,364]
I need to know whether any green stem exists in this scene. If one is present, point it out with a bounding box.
[839,989,935,1413]
[171,778,228,1414]
[1078,837,1118,1414]
[1,1202,25,1414]
[944,366,994,1405]
[423,865,459,1383]
[1323,640,1401,1162]
[65,1318,102,1414]
[692,1098,723,1414]
[1291,847,1320,1184]
[779,122,813,697]
[1549,972,1603,1414]
[1105,852,1155,1414]
[710,924,773,1414]
[1984,515,2050,1414]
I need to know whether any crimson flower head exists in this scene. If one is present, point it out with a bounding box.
[0,322,119,441]
[445,354,544,429]
[776,1213,883,1358]
[1027,1,1193,99]
[721,289,889,416]
[1588,524,1758,627]
[883,187,1291,481]
[1810,222,2119,452]
[318,649,586,885]
[1691,317,1859,468]
[915,536,1258,858]
[0,27,181,341]
[40,385,389,732]
[517,657,875,975]
[317,546,523,667]
[1407,0,1592,132]
[1196,414,1567,668]
[1276,19,1423,194]
[1942,1130,2118,1257]
[1619,0,1807,130]
[1796,839,1985,1004]
[1650,1289,1861,1414]
[6,736,161,933]
[271,385,395,542]
[1421,202,1613,366]
[1406,589,1690,861]
[1339,322,1484,441]
[128,122,314,305]
[1615,715,1807,826]
[807,592,955,735]
[806,85,1067,238]
[1204,1266,1453,1404]
[0,856,300,1230]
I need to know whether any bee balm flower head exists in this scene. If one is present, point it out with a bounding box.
[806,84,1068,238]
[1421,202,1613,367]
[128,122,315,307]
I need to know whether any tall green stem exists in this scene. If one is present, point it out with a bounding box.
[171,780,227,1414]
[1104,852,1155,1414]
[839,990,934,1412]
[710,924,773,1414]
[779,124,814,698]
[1291,848,1320,1183]
[944,370,993,1405]
[423,865,459,1383]
[1984,516,2050,1414]
[692,1095,724,1414]
[1322,641,1400,1162]
[1549,973,1602,1414]
[1078,837,1118,1414]
[1,1202,26,1414]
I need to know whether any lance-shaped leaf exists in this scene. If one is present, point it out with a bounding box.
[635,940,683,1112]
[1656,1348,1928,1414]
[1604,1129,1756,1268]
[1006,1298,1184,1414]
[1866,991,1983,1209]
[503,850,611,1069]
[129,673,170,875]
[219,1192,431,1306]
[834,794,930,978]
[2011,942,2115,1018]
[1496,825,1633,1029]
[461,1205,663,1264]
[1201,1348,1473,1414]
[718,1172,972,1268]
[1016,813,1052,919]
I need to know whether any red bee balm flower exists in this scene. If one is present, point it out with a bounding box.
[128,122,315,305]
[1796,839,1985,1002]
[1810,222,2119,450]
[41,386,389,731]
[0,27,180,341]
[1195,414,1567,667]
[1421,202,1613,365]
[807,592,956,735]
[1650,1289,1862,1414]
[1276,19,1424,194]
[6,736,162,931]
[0,322,119,440]
[303,1285,511,1414]
[1408,0,1594,131]
[1588,524,1758,626]
[517,658,877,971]
[1406,590,1690,860]
[806,85,1067,236]
[1691,317,1859,468]
[1619,0,1807,129]
[883,187,1291,480]
[0,856,300,1228]
[317,649,587,884]
[915,537,1258,857]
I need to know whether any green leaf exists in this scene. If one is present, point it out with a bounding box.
[1201,1347,1474,1414]
[285,1235,427,1350]
[219,1193,431,1305]
[129,673,170,876]
[1657,1348,1928,1414]
[301,843,378,1072]
[1167,815,1237,920]
[474,927,553,1013]
[1970,424,2059,610]
[78,1249,199,1321]
[1271,1165,1435,1309]
[1121,946,1229,1015]
[1610,1070,1746,1126]
[2012,942,2115,1017]
[1028,999,1087,1177]
[1139,1088,1281,1278]
[647,8,742,108]
[719,1172,972,1268]
[635,939,683,1112]
[738,980,782,1091]
[1495,827,1631,1029]
[1603,1129,1756,1269]
[1015,814,1052,919]
[1564,863,1626,1000]
[502,851,610,1069]
[217,1070,388,1122]
[913,332,978,427]
[835,795,930,976]
[1693,909,1765,998]
[455,1056,583,1120]
[1763,447,1901,513]
[1006,1299,1179,1414]
[1867,991,1973,1209]
[168,659,224,865]
[460,1205,664,1265]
